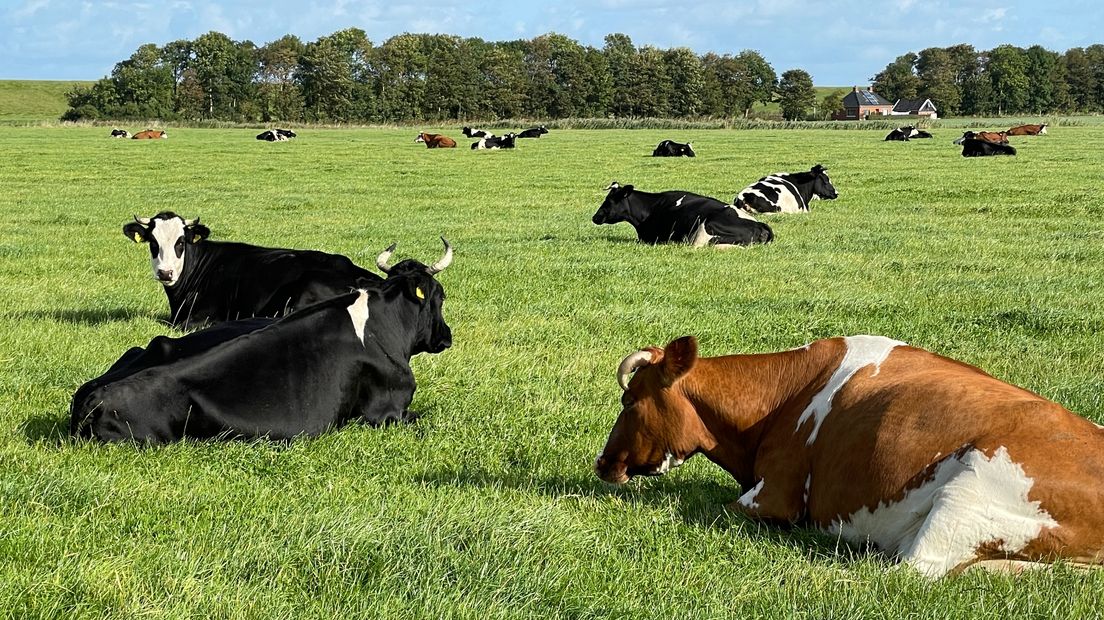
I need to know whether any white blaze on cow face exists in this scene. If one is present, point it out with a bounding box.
[828,446,1058,578]
[346,289,370,346]
[795,335,904,445]
[149,217,188,287]
[737,479,765,510]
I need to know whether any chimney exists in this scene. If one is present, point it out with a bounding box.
[853,86,859,92]
[868,86,874,92]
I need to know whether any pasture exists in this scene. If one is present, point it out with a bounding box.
[1,125,1103,618]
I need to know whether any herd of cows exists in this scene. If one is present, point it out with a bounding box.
[78,121,1104,578]
[885,122,1048,157]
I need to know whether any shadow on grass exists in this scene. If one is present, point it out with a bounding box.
[21,413,70,445]
[14,307,155,326]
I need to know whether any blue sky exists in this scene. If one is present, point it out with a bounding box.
[0,0,1099,84]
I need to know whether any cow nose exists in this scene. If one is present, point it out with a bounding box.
[156,269,173,282]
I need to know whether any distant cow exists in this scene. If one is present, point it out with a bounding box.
[462,127,493,138]
[256,129,296,141]
[1007,124,1048,136]
[415,132,457,148]
[70,242,454,444]
[954,131,1008,145]
[735,165,839,214]
[110,129,130,139]
[960,138,1016,157]
[132,130,167,140]
[471,133,516,150]
[885,126,931,141]
[652,140,695,157]
[518,126,549,138]
[592,182,771,248]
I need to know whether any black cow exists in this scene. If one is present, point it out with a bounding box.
[123,212,383,328]
[471,133,516,150]
[591,182,772,247]
[70,242,454,443]
[462,127,493,138]
[960,138,1016,157]
[884,126,932,141]
[110,129,130,138]
[734,165,838,214]
[256,129,296,141]
[518,126,549,138]
[652,140,695,157]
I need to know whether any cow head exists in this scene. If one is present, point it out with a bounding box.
[123,212,210,287]
[375,238,454,354]
[682,142,696,157]
[595,336,704,484]
[1039,124,1048,135]
[592,182,635,225]
[809,164,838,200]
[953,131,975,145]
[415,133,427,143]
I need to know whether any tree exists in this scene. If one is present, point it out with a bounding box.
[1062,48,1097,112]
[371,34,427,121]
[662,47,704,117]
[1023,45,1060,114]
[819,88,846,120]
[732,50,776,117]
[622,46,670,116]
[478,44,528,119]
[776,69,815,120]
[299,35,356,121]
[191,31,258,118]
[603,33,636,117]
[258,35,305,122]
[916,47,959,116]
[523,34,591,117]
[872,53,919,104]
[987,45,1029,114]
[111,43,175,117]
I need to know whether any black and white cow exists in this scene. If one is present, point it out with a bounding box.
[123,212,383,328]
[652,140,695,157]
[70,243,454,443]
[462,127,493,138]
[592,182,772,248]
[256,129,296,141]
[960,138,1017,157]
[471,133,516,150]
[885,126,932,141]
[518,126,549,138]
[734,165,839,214]
[110,129,130,138]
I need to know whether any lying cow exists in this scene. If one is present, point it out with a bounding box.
[596,334,1104,577]
[132,129,167,139]
[518,126,549,138]
[415,132,457,148]
[110,129,130,139]
[592,182,772,247]
[70,242,454,443]
[1008,124,1047,136]
[462,127,493,138]
[954,130,1008,145]
[884,126,932,141]
[734,165,838,214]
[652,140,695,157]
[960,138,1016,157]
[256,129,296,141]
[471,133,516,150]
[124,212,383,328]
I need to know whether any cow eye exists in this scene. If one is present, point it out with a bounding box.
[174,238,185,256]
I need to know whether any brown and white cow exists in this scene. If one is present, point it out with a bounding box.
[1007,124,1048,136]
[132,129,168,140]
[595,335,1104,577]
[415,132,457,148]
[953,130,1008,145]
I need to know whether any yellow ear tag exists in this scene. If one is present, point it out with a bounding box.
[133,232,142,242]
[415,287,425,300]
[191,236,201,244]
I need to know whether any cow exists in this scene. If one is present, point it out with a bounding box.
[884,126,932,141]
[471,133,516,150]
[415,132,457,148]
[595,334,1104,577]
[518,126,549,138]
[953,130,1008,145]
[70,241,454,444]
[110,129,130,139]
[960,138,1016,157]
[462,127,493,138]
[123,212,384,328]
[591,182,772,248]
[256,129,296,141]
[132,129,167,139]
[1008,124,1048,136]
[652,140,695,157]
[734,165,838,214]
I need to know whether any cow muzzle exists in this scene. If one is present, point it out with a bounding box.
[156,269,174,283]
[594,454,630,485]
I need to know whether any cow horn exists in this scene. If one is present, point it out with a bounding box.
[184,217,199,226]
[426,237,453,275]
[133,214,151,225]
[376,243,397,273]
[617,349,657,391]
[606,181,620,191]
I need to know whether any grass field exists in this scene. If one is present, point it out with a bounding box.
[0,80,91,122]
[2,125,1104,618]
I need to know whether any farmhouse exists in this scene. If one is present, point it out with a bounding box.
[891,98,938,119]
[834,86,894,120]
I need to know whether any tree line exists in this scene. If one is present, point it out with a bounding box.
[872,43,1104,116]
[63,29,825,123]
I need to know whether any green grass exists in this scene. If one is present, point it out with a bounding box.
[1,125,1103,618]
[0,80,90,122]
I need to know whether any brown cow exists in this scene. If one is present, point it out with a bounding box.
[595,335,1104,577]
[132,129,168,140]
[415,132,457,148]
[953,130,1007,145]
[1008,124,1048,136]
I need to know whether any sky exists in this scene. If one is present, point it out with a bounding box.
[0,0,1100,84]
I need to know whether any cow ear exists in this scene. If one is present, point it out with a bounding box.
[405,278,428,304]
[186,223,210,244]
[123,222,149,243]
[660,336,698,385]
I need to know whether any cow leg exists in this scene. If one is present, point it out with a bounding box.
[725,475,806,524]
[688,222,714,248]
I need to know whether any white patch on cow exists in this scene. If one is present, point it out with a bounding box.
[1039,126,1047,135]
[828,446,1058,578]
[149,217,187,287]
[346,289,370,346]
[675,195,685,207]
[738,179,803,213]
[909,128,920,138]
[688,221,715,248]
[733,206,758,220]
[803,474,812,505]
[651,452,684,475]
[737,479,765,510]
[795,335,904,445]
